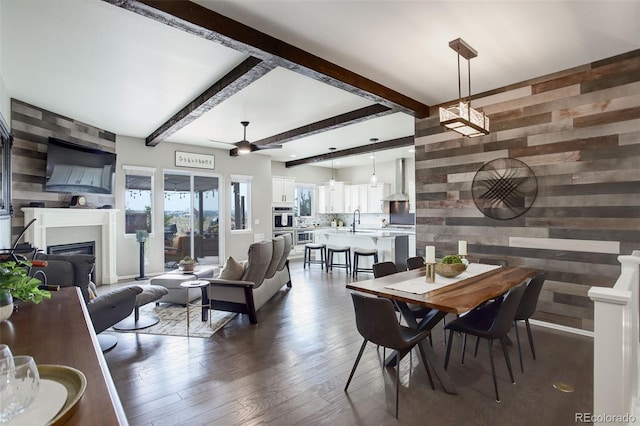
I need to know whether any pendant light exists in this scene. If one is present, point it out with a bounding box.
[369,138,378,187]
[329,147,336,190]
[439,38,490,137]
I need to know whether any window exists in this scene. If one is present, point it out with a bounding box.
[294,185,315,218]
[230,175,251,231]
[124,166,154,235]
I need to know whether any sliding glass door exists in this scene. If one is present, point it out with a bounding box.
[163,172,220,268]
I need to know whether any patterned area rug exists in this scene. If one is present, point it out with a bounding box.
[113,302,236,338]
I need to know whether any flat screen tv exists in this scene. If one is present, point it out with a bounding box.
[45,137,117,194]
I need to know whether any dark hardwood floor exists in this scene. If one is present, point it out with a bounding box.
[104,260,593,425]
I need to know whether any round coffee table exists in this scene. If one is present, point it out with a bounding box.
[180,280,210,336]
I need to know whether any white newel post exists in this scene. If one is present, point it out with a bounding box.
[588,251,640,425]
[22,208,120,284]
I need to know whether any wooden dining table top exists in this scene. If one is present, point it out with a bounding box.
[346,265,538,315]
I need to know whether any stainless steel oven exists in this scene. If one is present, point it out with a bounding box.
[273,230,294,242]
[273,206,294,229]
[295,229,314,245]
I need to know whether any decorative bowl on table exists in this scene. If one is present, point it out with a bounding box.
[178,256,197,273]
[435,256,467,278]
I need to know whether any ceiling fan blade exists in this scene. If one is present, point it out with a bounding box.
[207,139,237,147]
[253,144,283,150]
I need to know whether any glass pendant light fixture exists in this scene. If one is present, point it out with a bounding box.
[369,138,378,187]
[439,38,490,137]
[329,147,336,190]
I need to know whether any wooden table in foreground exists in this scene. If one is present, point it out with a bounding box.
[0,287,127,425]
[347,265,537,394]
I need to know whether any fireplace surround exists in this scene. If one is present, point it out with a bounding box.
[22,208,119,284]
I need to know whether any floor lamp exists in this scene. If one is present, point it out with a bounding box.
[135,230,149,280]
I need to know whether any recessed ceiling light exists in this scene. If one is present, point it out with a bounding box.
[290,154,297,158]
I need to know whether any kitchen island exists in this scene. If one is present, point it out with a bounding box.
[313,228,411,270]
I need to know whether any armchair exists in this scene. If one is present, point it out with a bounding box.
[30,253,141,351]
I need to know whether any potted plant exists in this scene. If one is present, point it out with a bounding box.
[435,254,467,278]
[178,256,196,272]
[0,260,51,322]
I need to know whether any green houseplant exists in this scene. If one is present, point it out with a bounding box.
[0,260,50,304]
[178,256,196,272]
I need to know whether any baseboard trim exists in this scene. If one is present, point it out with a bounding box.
[529,319,594,338]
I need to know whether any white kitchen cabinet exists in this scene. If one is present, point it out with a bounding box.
[318,182,344,213]
[272,177,295,204]
[318,185,327,213]
[367,183,390,213]
[408,234,416,257]
[345,184,368,212]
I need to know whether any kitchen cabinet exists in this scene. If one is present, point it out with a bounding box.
[408,234,416,257]
[367,183,390,213]
[345,184,368,212]
[318,182,344,213]
[272,177,295,204]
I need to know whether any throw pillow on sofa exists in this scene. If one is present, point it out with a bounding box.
[219,256,244,280]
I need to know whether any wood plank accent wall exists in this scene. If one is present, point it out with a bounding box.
[414,50,640,331]
[10,99,116,237]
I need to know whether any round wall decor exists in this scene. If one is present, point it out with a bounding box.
[471,157,538,220]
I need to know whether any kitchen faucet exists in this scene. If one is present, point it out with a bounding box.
[351,209,360,233]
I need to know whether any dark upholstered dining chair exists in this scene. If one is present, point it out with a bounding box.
[443,282,527,402]
[345,292,435,418]
[373,260,434,345]
[406,256,425,271]
[513,273,546,372]
[372,261,398,278]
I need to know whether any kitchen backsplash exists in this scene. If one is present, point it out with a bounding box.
[315,213,390,228]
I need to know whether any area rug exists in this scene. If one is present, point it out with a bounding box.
[113,303,236,338]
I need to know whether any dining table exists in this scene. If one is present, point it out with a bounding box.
[346,263,538,394]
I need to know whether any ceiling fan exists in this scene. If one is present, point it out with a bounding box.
[212,121,282,157]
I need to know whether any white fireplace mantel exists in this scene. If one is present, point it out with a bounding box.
[22,208,119,284]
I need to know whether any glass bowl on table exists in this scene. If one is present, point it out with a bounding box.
[0,355,40,423]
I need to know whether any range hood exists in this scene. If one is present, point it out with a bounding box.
[382,158,410,201]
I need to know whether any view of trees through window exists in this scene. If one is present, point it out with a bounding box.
[295,186,313,217]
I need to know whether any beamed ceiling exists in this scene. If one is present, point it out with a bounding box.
[1,0,638,168]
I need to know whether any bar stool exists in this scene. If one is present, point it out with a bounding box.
[353,248,379,278]
[303,243,326,269]
[326,245,351,273]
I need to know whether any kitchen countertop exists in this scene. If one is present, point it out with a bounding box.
[312,227,414,238]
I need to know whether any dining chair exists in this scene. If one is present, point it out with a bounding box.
[443,282,527,402]
[372,261,434,345]
[405,256,425,271]
[345,292,435,418]
[372,261,398,278]
[513,273,546,372]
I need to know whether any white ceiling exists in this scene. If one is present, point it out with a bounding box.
[2,0,639,169]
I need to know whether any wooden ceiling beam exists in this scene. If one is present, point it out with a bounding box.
[285,135,414,168]
[104,0,430,118]
[253,104,394,147]
[145,56,273,146]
